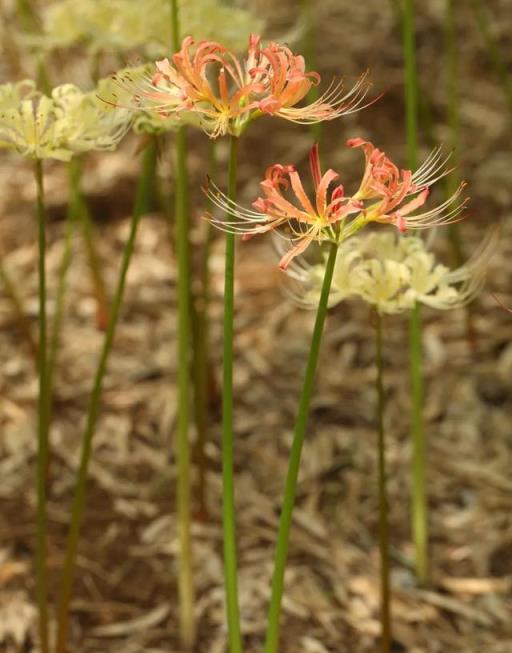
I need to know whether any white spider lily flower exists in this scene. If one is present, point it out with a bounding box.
[0,80,130,161]
[51,84,131,152]
[352,258,413,314]
[287,231,495,315]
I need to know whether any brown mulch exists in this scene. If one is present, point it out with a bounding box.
[1,1,512,652]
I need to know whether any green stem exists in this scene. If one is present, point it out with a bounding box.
[47,164,80,413]
[470,0,512,116]
[302,0,322,143]
[35,159,49,653]
[45,169,78,485]
[375,312,391,653]
[223,134,243,653]
[444,0,464,268]
[402,0,428,586]
[390,3,435,151]
[0,252,38,364]
[403,0,418,171]
[264,242,338,653]
[174,125,195,649]
[193,140,217,520]
[409,303,427,582]
[445,0,476,348]
[169,0,195,647]
[54,142,156,653]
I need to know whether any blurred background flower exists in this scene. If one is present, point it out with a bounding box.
[287,230,495,314]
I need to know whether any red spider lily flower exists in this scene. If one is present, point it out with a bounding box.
[113,34,373,138]
[203,139,470,269]
[347,138,468,232]
[204,143,363,268]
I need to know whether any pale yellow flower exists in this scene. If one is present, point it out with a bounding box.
[51,84,131,152]
[0,80,130,161]
[286,232,494,315]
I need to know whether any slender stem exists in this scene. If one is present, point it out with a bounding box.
[223,134,243,653]
[444,0,475,348]
[402,0,428,585]
[375,313,391,653]
[170,0,180,49]
[0,252,38,364]
[169,0,195,646]
[54,142,156,653]
[470,0,512,116]
[403,0,418,171]
[35,159,49,653]
[193,140,217,520]
[302,0,322,143]
[45,166,79,484]
[174,125,195,649]
[47,163,80,412]
[264,242,338,653]
[409,302,427,581]
[390,1,435,149]
[444,0,464,267]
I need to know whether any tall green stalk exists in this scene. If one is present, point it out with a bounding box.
[174,124,195,648]
[264,241,338,653]
[54,141,156,653]
[444,0,464,267]
[375,313,391,653]
[169,0,195,647]
[223,134,243,653]
[193,140,217,519]
[402,0,428,586]
[403,0,418,170]
[47,163,81,411]
[302,0,322,143]
[35,159,50,653]
[44,169,78,485]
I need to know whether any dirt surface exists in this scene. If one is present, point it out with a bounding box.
[0,1,511,652]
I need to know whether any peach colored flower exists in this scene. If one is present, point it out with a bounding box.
[204,139,469,269]
[204,144,363,268]
[113,34,372,138]
[347,138,467,232]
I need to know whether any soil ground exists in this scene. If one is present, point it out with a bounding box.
[0,1,511,652]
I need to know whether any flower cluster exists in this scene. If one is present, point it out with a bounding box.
[0,80,130,161]
[205,140,467,268]
[114,35,372,138]
[35,0,263,57]
[285,231,493,314]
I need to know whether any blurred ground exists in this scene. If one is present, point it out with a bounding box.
[0,1,511,652]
